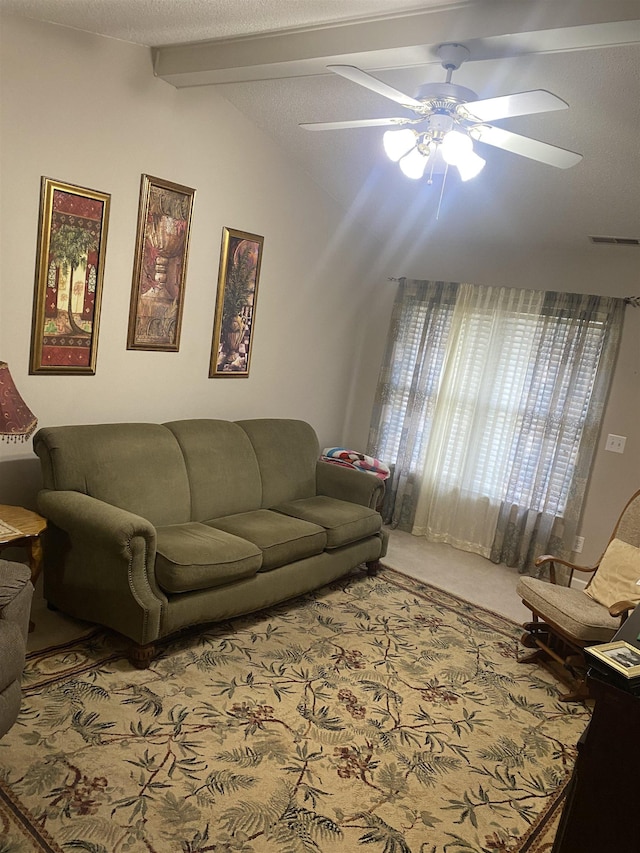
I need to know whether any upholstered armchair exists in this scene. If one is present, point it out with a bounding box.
[0,560,33,737]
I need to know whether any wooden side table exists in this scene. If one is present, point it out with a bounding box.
[0,504,47,630]
[551,606,640,852]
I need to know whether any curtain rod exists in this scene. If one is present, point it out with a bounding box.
[389,278,638,305]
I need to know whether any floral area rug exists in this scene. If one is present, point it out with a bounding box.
[0,567,589,853]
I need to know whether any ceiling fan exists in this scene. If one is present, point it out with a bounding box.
[300,43,582,183]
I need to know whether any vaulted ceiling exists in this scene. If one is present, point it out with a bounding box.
[3,0,640,252]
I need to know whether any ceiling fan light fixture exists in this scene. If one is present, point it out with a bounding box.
[440,130,473,165]
[455,149,486,181]
[383,128,416,162]
[441,129,485,181]
[399,147,427,180]
[303,44,582,187]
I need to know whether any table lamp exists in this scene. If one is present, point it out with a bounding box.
[0,361,37,442]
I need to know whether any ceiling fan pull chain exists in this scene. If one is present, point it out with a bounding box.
[435,166,448,220]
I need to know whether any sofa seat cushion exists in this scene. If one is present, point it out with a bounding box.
[274,496,381,549]
[207,509,326,572]
[155,523,262,594]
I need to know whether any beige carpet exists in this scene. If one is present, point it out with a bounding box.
[1,567,589,852]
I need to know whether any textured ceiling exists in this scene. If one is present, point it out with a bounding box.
[0,0,450,46]
[2,0,640,253]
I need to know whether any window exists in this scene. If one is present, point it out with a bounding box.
[369,280,624,568]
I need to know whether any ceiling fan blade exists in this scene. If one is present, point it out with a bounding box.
[474,125,582,168]
[300,117,409,131]
[327,65,423,109]
[460,90,569,123]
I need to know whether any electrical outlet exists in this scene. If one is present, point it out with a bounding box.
[605,434,626,454]
[573,535,585,553]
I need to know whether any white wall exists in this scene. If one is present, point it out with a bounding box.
[345,244,640,565]
[1,14,637,566]
[0,15,376,507]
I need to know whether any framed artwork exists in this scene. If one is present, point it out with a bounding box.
[127,174,195,351]
[209,227,264,377]
[586,640,640,679]
[29,177,110,374]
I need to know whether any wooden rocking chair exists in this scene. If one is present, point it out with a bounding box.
[517,489,640,701]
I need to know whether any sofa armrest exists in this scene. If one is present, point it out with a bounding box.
[0,563,34,734]
[38,489,156,554]
[36,490,164,645]
[0,561,33,644]
[316,460,384,510]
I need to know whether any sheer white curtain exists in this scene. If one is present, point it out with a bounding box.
[368,280,625,574]
[412,285,545,556]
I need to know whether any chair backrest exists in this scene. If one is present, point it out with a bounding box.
[583,490,640,607]
[611,489,640,550]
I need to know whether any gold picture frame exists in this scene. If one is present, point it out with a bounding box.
[209,227,264,378]
[30,177,110,375]
[127,175,195,352]
[586,640,640,678]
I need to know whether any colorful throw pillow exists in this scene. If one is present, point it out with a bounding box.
[584,538,640,609]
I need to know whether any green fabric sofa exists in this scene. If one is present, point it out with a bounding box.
[33,418,387,666]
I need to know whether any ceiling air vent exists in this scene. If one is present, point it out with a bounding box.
[589,235,640,246]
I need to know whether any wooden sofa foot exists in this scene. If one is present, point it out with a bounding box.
[365,560,381,577]
[128,642,157,669]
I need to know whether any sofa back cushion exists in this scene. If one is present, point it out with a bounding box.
[33,423,191,527]
[165,419,262,520]
[237,419,319,508]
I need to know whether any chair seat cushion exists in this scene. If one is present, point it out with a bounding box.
[207,510,327,571]
[274,495,381,548]
[517,576,621,643]
[156,523,262,594]
[584,538,640,608]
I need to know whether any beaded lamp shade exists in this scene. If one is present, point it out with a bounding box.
[0,361,37,442]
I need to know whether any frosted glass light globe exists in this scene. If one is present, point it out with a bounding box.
[383,129,416,162]
[399,147,427,179]
[441,130,473,164]
[456,149,486,181]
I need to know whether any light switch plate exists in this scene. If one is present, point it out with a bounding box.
[605,434,626,453]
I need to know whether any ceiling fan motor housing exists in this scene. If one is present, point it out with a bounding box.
[436,43,471,71]
[415,81,478,110]
[418,112,454,141]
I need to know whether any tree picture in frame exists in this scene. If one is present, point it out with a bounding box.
[29,177,110,374]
